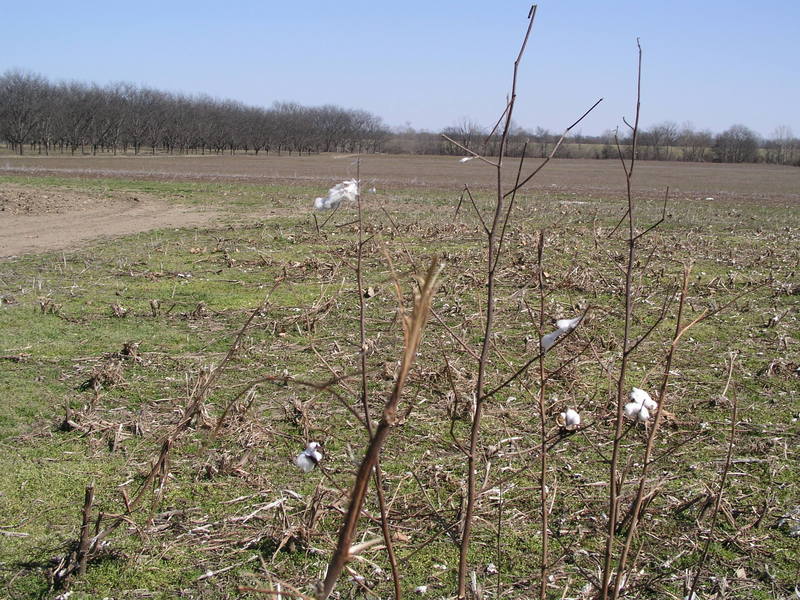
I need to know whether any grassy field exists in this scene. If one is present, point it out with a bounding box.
[0,160,798,599]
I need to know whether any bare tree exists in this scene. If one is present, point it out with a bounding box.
[0,71,48,154]
[678,122,712,162]
[766,125,798,165]
[714,124,760,163]
[443,118,486,155]
[640,121,677,160]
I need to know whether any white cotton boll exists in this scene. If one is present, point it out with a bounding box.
[540,330,563,352]
[624,401,643,420]
[295,452,317,472]
[564,408,581,427]
[555,316,581,332]
[636,405,650,422]
[414,585,428,594]
[313,179,359,210]
[459,156,475,163]
[295,442,322,473]
[630,387,658,411]
[630,387,651,406]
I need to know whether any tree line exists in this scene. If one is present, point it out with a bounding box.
[2,71,798,165]
[389,118,798,165]
[0,71,389,156]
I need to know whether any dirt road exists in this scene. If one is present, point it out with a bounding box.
[0,184,217,257]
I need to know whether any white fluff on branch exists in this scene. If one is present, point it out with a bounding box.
[624,402,650,422]
[540,330,562,352]
[540,315,582,353]
[624,387,658,423]
[560,408,581,428]
[555,316,582,332]
[295,442,322,472]
[630,387,658,411]
[313,179,359,210]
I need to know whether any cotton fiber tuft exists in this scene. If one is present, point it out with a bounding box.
[295,441,323,472]
[560,408,581,428]
[313,179,359,210]
[540,315,582,353]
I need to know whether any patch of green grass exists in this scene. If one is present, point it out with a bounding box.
[0,176,798,599]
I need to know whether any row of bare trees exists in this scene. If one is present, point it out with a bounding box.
[388,118,799,165]
[0,71,389,156]
[2,70,797,165]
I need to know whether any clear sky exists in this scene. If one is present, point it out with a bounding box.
[2,1,798,137]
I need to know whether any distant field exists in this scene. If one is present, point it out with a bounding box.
[2,153,799,204]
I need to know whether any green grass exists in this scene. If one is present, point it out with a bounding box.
[0,176,798,599]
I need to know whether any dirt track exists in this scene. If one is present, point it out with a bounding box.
[0,184,217,257]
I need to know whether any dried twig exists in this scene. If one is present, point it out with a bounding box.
[318,259,443,599]
[687,354,738,600]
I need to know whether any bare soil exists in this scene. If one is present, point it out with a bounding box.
[2,153,799,204]
[0,183,218,257]
[1,153,797,257]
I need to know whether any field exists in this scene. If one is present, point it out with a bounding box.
[0,154,798,600]
[3,153,800,202]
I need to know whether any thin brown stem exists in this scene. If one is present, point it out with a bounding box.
[601,39,642,600]
[318,260,442,599]
[354,159,402,598]
[613,265,690,596]
[457,10,537,596]
[688,357,738,600]
[503,97,603,199]
[536,232,549,600]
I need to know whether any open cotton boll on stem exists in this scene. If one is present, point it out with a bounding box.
[630,387,658,411]
[624,401,649,422]
[630,387,651,405]
[540,329,563,353]
[623,402,651,422]
[563,408,581,427]
[295,442,322,473]
[636,405,650,422]
[312,179,359,210]
[555,316,581,332]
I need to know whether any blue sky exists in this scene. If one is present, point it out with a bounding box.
[3,1,798,137]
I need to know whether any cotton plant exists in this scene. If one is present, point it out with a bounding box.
[540,315,582,352]
[313,179,359,210]
[559,408,581,429]
[624,387,658,423]
[295,442,323,472]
